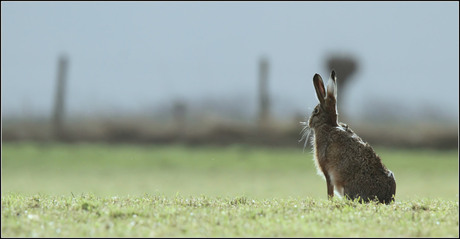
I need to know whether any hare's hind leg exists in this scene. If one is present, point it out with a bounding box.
[324,171,334,199]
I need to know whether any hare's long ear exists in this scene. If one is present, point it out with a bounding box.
[313,73,326,105]
[326,70,337,101]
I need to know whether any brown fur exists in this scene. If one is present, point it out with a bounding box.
[307,71,396,204]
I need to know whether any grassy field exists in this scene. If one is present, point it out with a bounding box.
[1,142,459,237]
[2,194,458,237]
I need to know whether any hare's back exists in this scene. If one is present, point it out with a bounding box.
[330,128,389,176]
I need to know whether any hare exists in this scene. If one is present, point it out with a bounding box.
[301,70,396,204]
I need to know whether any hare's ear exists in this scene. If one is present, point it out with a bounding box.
[326,70,337,101]
[313,73,326,105]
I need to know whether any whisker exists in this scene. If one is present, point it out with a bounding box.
[299,109,313,152]
[302,130,311,152]
[299,122,312,152]
[299,123,309,135]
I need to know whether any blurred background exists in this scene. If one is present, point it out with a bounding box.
[1,2,458,199]
[2,1,458,148]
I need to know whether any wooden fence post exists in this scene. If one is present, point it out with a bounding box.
[52,54,68,140]
[258,57,270,129]
[173,100,186,141]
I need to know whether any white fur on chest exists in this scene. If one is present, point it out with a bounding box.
[311,136,324,178]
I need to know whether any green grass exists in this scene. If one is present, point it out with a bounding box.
[1,194,458,237]
[1,142,459,237]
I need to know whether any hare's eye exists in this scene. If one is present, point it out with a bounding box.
[313,107,319,114]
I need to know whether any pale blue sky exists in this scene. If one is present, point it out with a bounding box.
[1,2,458,122]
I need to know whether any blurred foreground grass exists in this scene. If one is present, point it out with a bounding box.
[2,194,458,237]
[1,142,458,200]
